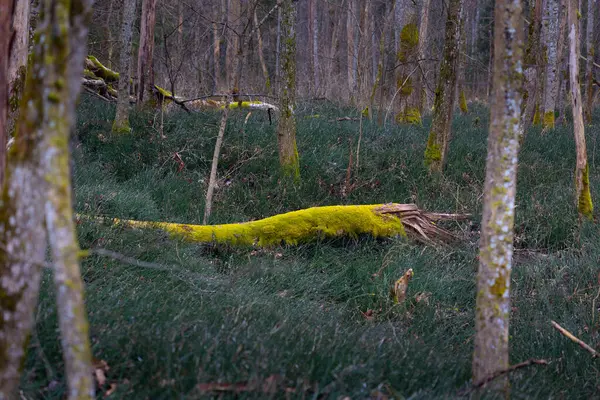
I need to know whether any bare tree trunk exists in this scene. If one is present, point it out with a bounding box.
[112,0,138,133]
[137,0,158,106]
[522,0,543,129]
[568,0,593,218]
[415,0,431,115]
[213,2,224,92]
[0,0,95,398]
[0,0,13,188]
[277,0,300,180]
[226,0,241,91]
[275,5,282,92]
[423,0,463,172]
[583,0,596,123]
[347,0,358,102]
[254,9,271,94]
[104,0,115,67]
[457,3,469,114]
[327,0,344,99]
[473,0,524,392]
[309,0,320,96]
[7,0,30,137]
[542,0,560,129]
[555,0,568,125]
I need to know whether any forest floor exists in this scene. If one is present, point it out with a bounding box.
[22,96,600,399]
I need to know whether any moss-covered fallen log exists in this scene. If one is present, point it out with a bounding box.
[84,203,467,246]
[81,56,278,113]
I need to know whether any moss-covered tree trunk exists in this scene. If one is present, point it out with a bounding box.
[472,0,524,391]
[396,8,422,125]
[583,0,596,123]
[277,0,300,181]
[568,0,593,219]
[0,1,95,398]
[0,0,14,188]
[7,0,30,137]
[136,0,157,106]
[542,0,560,129]
[423,0,463,172]
[112,0,137,133]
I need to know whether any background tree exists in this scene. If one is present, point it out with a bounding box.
[473,0,524,391]
[542,0,560,129]
[277,0,300,180]
[112,0,138,133]
[583,0,596,123]
[423,0,463,172]
[137,0,158,105]
[568,0,593,218]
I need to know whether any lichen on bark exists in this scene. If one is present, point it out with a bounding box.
[473,0,524,392]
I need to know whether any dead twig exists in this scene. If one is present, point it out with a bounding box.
[472,359,549,390]
[551,320,599,357]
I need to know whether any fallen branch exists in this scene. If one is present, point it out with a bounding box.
[551,320,599,357]
[472,359,549,390]
[83,203,468,247]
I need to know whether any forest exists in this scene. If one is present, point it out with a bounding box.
[1,0,600,398]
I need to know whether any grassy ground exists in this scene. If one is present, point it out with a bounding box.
[21,97,600,398]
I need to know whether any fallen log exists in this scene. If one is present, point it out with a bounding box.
[82,203,468,247]
[81,56,278,113]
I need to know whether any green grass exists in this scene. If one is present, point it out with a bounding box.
[22,96,600,398]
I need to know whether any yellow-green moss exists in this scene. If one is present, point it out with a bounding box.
[543,111,555,129]
[111,119,131,134]
[578,164,593,219]
[223,100,263,109]
[398,22,419,63]
[362,107,369,117]
[424,134,442,167]
[532,104,541,125]
[86,55,119,82]
[397,76,413,96]
[459,90,468,114]
[395,108,421,125]
[281,141,300,182]
[102,204,407,247]
[83,69,97,79]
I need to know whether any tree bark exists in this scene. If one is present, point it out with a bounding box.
[584,0,596,123]
[0,0,95,398]
[7,0,30,137]
[112,0,138,133]
[347,0,358,102]
[423,0,463,172]
[522,0,543,130]
[555,0,568,125]
[568,0,593,218]
[473,0,524,392]
[309,0,320,96]
[137,0,158,106]
[542,0,560,129]
[0,0,14,188]
[415,0,431,115]
[225,0,241,91]
[254,9,271,94]
[277,0,300,180]
[213,1,224,92]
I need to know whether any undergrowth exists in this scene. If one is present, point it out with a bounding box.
[22,97,600,398]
